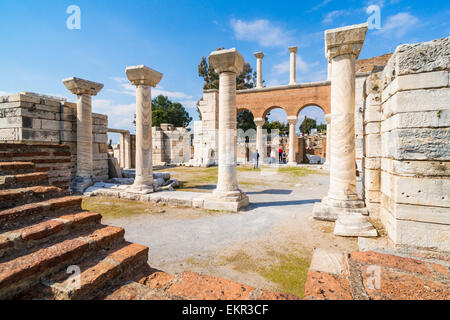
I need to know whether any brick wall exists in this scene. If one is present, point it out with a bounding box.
[0,142,71,191]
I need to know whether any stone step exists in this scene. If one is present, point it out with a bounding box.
[0,225,125,299]
[0,196,83,230]
[0,162,35,175]
[41,242,149,300]
[0,172,49,190]
[0,211,102,259]
[0,186,67,211]
[102,281,170,300]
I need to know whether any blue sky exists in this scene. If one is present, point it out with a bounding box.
[0,0,449,135]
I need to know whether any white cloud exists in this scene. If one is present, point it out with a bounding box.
[0,91,11,96]
[230,18,292,47]
[322,10,348,24]
[375,12,419,37]
[92,98,136,131]
[311,0,333,11]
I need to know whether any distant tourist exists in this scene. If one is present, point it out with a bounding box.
[254,150,260,169]
[279,148,283,163]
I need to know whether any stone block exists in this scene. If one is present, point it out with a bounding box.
[365,122,380,134]
[364,168,380,191]
[381,158,449,177]
[20,129,59,142]
[94,133,108,144]
[0,128,19,141]
[380,171,449,207]
[382,71,449,103]
[364,158,381,170]
[364,105,381,123]
[365,133,382,157]
[381,110,449,133]
[41,119,61,131]
[60,130,76,142]
[381,128,450,160]
[380,206,450,252]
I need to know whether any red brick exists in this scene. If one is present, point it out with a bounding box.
[257,290,300,300]
[20,220,65,241]
[58,211,101,227]
[83,226,124,248]
[349,251,434,277]
[167,271,255,300]
[361,266,450,300]
[141,271,175,290]
[304,271,352,300]
[108,243,148,267]
[429,263,450,277]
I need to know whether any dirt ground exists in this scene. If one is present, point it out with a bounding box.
[83,165,367,297]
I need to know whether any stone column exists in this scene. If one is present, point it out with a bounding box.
[323,114,332,167]
[289,46,298,85]
[287,116,298,165]
[254,52,264,88]
[312,23,376,237]
[124,131,131,169]
[254,117,265,162]
[63,77,104,193]
[205,48,249,212]
[327,62,332,81]
[126,65,163,192]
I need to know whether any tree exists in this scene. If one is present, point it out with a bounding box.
[133,95,192,128]
[316,123,327,132]
[264,120,289,135]
[198,51,255,90]
[300,117,317,134]
[237,110,256,132]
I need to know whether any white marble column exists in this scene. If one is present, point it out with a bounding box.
[287,116,298,165]
[289,46,298,85]
[126,65,163,192]
[254,52,264,88]
[323,114,332,167]
[312,23,376,237]
[124,131,131,169]
[327,62,332,81]
[63,77,103,193]
[254,117,265,162]
[206,48,249,212]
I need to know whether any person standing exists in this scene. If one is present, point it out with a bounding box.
[279,147,283,163]
[254,150,260,169]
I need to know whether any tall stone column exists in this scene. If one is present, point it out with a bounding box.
[287,116,298,165]
[323,114,332,167]
[289,46,298,85]
[205,48,249,212]
[327,62,332,81]
[63,77,104,193]
[312,23,376,237]
[254,52,264,88]
[254,117,265,162]
[124,131,131,169]
[126,65,163,192]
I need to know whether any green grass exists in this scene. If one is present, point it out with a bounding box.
[277,167,324,177]
[259,253,311,298]
[82,196,153,219]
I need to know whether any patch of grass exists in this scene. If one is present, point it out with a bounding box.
[82,196,153,219]
[237,166,261,172]
[219,251,259,273]
[258,253,311,298]
[277,167,324,177]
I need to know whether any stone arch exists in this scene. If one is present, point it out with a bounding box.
[296,103,327,118]
[262,105,289,120]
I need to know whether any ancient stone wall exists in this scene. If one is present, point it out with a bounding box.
[152,124,191,165]
[362,37,450,251]
[0,92,109,184]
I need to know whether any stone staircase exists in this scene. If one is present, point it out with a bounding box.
[0,150,151,300]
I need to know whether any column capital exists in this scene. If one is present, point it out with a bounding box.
[325,114,332,123]
[62,77,104,96]
[126,65,163,87]
[254,117,265,126]
[209,48,244,75]
[287,116,298,125]
[254,52,264,59]
[288,46,298,54]
[325,23,368,61]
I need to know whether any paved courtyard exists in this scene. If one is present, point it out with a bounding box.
[83,165,362,297]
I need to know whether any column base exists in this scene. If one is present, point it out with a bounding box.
[287,161,297,166]
[203,190,249,212]
[334,214,378,237]
[72,176,93,194]
[312,196,377,237]
[129,183,154,194]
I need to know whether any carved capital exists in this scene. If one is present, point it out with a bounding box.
[62,77,104,96]
[288,46,298,54]
[254,117,265,127]
[325,23,368,61]
[126,65,163,87]
[254,52,265,60]
[287,116,298,125]
[209,48,244,75]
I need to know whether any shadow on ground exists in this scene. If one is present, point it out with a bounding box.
[246,199,321,209]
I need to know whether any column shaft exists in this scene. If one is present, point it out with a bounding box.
[124,133,131,169]
[76,94,93,178]
[216,72,238,194]
[288,121,297,164]
[289,52,296,85]
[134,85,153,186]
[324,115,331,167]
[328,54,358,201]
[256,58,263,88]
